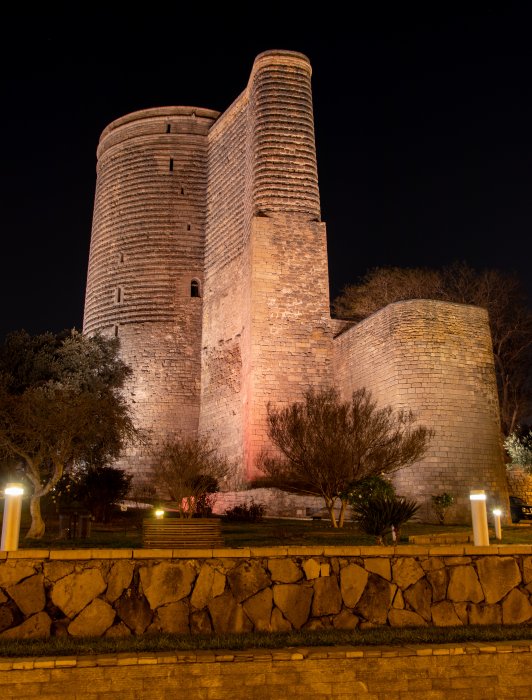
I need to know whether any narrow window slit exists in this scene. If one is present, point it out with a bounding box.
[116,287,123,303]
[187,224,191,231]
[114,325,119,337]
[191,280,200,298]
[166,124,171,133]
[169,158,174,172]
[180,186,184,195]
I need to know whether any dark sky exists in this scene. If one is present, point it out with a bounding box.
[1,6,531,339]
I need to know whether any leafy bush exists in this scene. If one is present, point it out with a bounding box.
[223,500,266,523]
[53,464,132,523]
[344,475,396,504]
[504,430,532,471]
[431,492,454,525]
[351,494,420,544]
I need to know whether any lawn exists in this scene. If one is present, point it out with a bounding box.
[9,512,532,549]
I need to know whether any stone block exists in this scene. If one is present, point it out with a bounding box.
[476,556,521,604]
[312,575,342,616]
[272,583,313,629]
[51,568,106,618]
[339,562,368,608]
[68,599,115,637]
[7,573,45,616]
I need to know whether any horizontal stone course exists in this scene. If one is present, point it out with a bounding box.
[0,643,531,699]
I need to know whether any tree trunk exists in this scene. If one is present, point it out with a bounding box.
[325,498,338,528]
[25,495,46,539]
[338,499,347,528]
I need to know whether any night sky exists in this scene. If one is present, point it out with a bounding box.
[1,6,531,340]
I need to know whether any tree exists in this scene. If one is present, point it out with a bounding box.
[56,464,133,523]
[504,430,532,472]
[0,330,139,538]
[260,387,432,528]
[333,263,532,436]
[150,435,231,517]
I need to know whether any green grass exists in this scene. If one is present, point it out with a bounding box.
[14,516,532,549]
[0,625,530,658]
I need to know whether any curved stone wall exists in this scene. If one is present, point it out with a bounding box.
[333,300,509,522]
[84,107,218,476]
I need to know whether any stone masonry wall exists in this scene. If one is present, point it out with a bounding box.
[201,51,331,481]
[333,300,509,522]
[84,107,218,480]
[1,547,531,640]
[2,643,532,700]
[506,466,532,503]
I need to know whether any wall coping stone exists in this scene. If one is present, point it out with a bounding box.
[3,544,532,560]
[0,641,530,671]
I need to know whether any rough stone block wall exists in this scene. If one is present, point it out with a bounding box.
[1,549,531,641]
[333,300,509,522]
[506,466,532,503]
[245,214,333,476]
[200,51,330,481]
[84,107,218,480]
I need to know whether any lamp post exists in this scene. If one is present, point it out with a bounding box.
[1,483,24,551]
[492,508,503,541]
[469,489,490,546]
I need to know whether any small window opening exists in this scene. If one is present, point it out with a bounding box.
[191,280,200,298]
[169,158,174,172]
[113,325,119,337]
[180,186,185,195]
[187,223,191,231]
[118,252,124,263]
[116,287,123,303]
[166,124,171,134]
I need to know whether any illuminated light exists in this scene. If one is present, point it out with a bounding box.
[155,509,165,519]
[4,486,24,496]
[470,491,487,501]
[492,508,502,516]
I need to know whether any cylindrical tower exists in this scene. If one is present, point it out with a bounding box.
[83,106,219,479]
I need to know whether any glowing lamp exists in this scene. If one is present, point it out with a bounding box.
[155,509,165,519]
[1,483,24,551]
[492,508,503,540]
[469,489,489,546]
[4,485,24,496]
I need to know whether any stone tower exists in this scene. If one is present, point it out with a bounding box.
[83,106,218,473]
[84,50,509,520]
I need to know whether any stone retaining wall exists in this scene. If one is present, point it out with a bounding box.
[1,642,531,699]
[0,547,531,639]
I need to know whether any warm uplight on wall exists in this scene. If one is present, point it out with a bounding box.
[1,483,24,551]
[469,489,489,546]
[155,509,165,519]
[492,508,503,540]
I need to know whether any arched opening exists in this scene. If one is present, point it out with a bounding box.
[191,279,201,298]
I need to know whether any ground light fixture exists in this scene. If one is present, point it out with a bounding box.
[155,509,165,519]
[492,508,503,540]
[469,489,490,546]
[1,483,24,551]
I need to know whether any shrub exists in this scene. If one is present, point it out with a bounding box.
[431,492,455,525]
[351,494,420,545]
[223,500,266,523]
[344,475,396,504]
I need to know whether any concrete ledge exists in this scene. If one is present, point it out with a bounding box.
[5,544,532,559]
